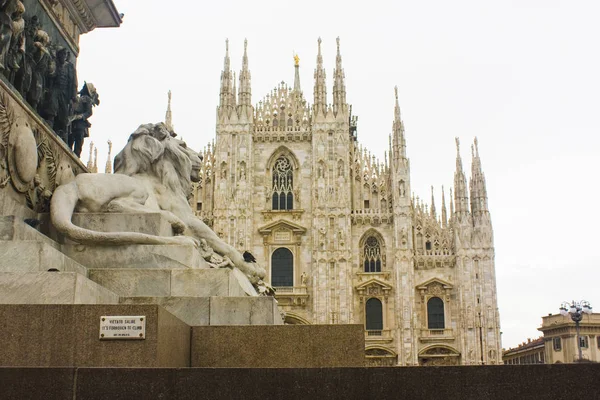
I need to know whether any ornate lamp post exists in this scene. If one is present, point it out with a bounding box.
[559,300,593,362]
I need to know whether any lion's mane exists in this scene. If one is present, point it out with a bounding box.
[113,123,195,200]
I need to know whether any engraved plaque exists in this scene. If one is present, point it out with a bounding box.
[274,230,291,242]
[99,316,146,340]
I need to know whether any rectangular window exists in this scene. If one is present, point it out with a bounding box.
[553,337,562,351]
[597,336,600,349]
[196,202,202,211]
[579,336,589,349]
[364,200,370,209]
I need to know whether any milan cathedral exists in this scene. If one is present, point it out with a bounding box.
[189,38,501,366]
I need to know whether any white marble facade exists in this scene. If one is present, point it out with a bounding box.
[190,38,501,366]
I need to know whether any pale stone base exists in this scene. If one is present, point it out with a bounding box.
[0,241,88,275]
[62,243,207,270]
[0,213,280,332]
[71,213,175,237]
[87,268,248,298]
[121,296,283,326]
[0,272,119,304]
[0,215,60,249]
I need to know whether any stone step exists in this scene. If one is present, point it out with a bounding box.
[0,215,61,250]
[87,268,250,298]
[120,296,283,326]
[0,272,119,304]
[62,243,207,270]
[0,240,88,275]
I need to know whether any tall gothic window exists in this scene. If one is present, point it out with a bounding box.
[366,298,383,330]
[363,236,382,272]
[272,156,293,210]
[271,247,293,287]
[427,297,445,329]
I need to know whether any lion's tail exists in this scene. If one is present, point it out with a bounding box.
[49,182,175,246]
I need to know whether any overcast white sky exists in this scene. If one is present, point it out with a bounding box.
[76,0,600,349]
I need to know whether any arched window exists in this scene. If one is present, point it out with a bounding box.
[363,236,382,272]
[271,247,293,287]
[427,297,445,329]
[271,157,293,210]
[366,298,383,330]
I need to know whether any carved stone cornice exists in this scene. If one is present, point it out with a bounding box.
[350,209,393,226]
[67,0,96,31]
[253,132,312,143]
[416,278,453,302]
[414,255,456,270]
[262,209,304,221]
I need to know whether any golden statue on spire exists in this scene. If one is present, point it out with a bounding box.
[294,54,300,66]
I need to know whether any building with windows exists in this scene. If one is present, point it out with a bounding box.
[503,337,545,365]
[538,313,600,363]
[189,38,502,366]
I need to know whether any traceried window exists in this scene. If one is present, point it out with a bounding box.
[271,157,293,210]
[427,297,445,329]
[365,298,383,330]
[271,247,293,287]
[363,236,382,273]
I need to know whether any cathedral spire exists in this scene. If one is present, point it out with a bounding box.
[332,37,346,116]
[392,86,407,163]
[92,147,98,173]
[293,53,301,92]
[449,187,455,219]
[238,38,252,114]
[470,137,489,216]
[232,72,237,108]
[105,140,112,174]
[430,185,436,219]
[441,186,448,227]
[313,37,327,116]
[453,137,470,218]
[219,39,234,116]
[86,141,94,170]
[165,90,173,131]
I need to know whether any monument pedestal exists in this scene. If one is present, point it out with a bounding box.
[0,304,190,367]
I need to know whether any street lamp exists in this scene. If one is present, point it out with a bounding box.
[559,300,593,362]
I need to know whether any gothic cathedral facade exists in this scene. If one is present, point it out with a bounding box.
[190,38,502,366]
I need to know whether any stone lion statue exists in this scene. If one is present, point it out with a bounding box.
[50,122,266,284]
